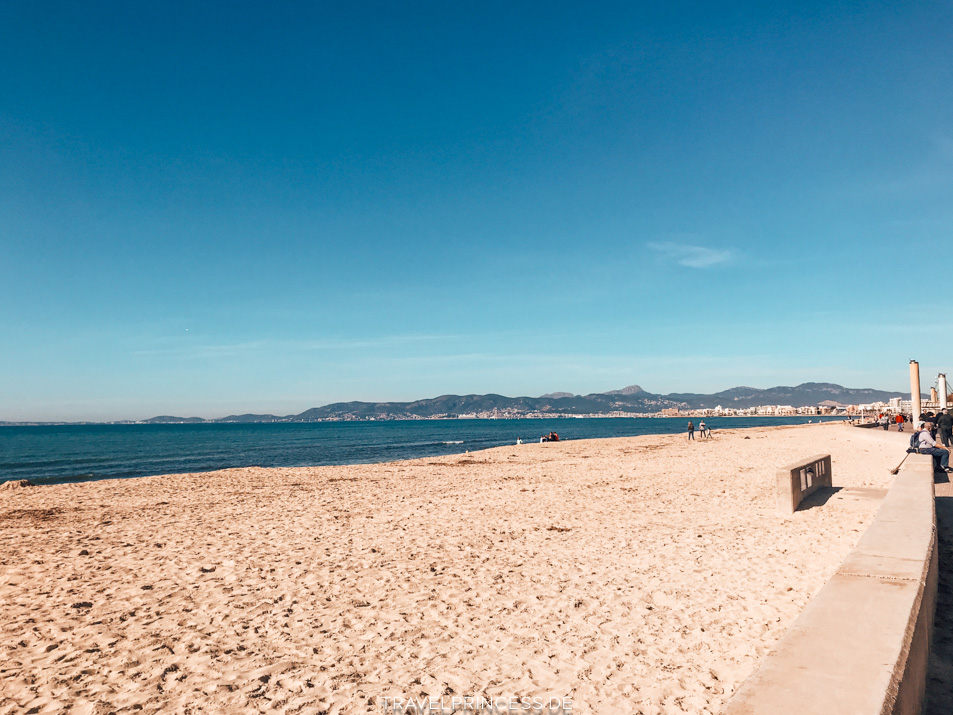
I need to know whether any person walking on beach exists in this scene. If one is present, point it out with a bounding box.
[687,421,694,440]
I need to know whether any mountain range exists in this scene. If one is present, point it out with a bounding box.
[131,382,910,423]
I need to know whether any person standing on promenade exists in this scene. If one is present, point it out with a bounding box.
[917,422,953,473]
[896,413,905,432]
[687,421,695,440]
[938,409,953,447]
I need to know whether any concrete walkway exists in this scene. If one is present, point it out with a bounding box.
[857,422,953,710]
[927,471,953,713]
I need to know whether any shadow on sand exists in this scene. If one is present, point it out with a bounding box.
[796,486,842,510]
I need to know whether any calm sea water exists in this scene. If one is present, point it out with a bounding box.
[0,416,844,486]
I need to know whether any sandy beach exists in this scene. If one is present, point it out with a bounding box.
[1,423,902,714]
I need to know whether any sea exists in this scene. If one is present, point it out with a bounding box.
[0,416,845,486]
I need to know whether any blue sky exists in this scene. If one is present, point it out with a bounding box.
[2,1,952,421]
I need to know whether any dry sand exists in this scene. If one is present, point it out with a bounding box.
[0,423,903,714]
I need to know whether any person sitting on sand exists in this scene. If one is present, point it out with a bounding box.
[917,422,953,473]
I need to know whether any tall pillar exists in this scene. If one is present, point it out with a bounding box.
[940,373,949,410]
[910,360,921,421]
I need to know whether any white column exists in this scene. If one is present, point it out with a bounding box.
[940,373,949,409]
[910,360,922,421]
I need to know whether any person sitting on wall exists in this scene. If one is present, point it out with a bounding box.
[917,422,953,473]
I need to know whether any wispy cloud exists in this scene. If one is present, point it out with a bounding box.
[647,241,732,268]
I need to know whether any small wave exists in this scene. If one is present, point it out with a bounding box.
[442,440,464,445]
[351,439,460,450]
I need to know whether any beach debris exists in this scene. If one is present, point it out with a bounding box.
[79,549,89,555]
[547,526,572,532]
[0,479,34,490]
[71,602,93,609]
[141,585,153,590]
[200,566,216,573]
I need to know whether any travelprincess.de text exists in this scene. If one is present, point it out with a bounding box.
[379,695,573,714]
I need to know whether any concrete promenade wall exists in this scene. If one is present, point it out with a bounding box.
[726,455,938,715]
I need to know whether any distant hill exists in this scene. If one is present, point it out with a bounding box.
[661,383,909,410]
[603,385,645,396]
[134,382,913,423]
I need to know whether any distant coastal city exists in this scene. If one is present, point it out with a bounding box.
[233,396,910,422]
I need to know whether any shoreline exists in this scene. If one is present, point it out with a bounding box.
[1,424,899,713]
[2,417,844,488]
